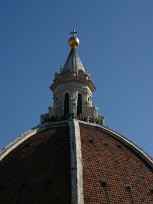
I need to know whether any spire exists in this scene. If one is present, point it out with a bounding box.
[63,29,85,72]
[63,48,85,71]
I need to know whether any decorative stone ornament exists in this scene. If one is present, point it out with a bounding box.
[68,29,80,48]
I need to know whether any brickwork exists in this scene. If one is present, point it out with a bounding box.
[0,124,71,204]
[0,122,153,203]
[80,124,153,204]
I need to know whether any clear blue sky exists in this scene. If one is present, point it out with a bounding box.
[0,0,153,157]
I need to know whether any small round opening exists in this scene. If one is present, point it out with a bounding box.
[126,185,132,191]
[103,142,108,146]
[100,180,107,187]
[88,139,94,144]
[150,189,153,194]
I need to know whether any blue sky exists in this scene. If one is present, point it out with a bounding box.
[0,0,153,156]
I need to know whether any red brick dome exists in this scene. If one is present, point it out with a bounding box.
[0,120,153,203]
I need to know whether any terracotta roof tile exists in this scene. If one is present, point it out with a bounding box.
[0,121,153,203]
[80,123,153,204]
[0,124,71,204]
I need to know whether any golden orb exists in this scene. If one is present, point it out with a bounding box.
[68,37,80,48]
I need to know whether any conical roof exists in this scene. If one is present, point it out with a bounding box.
[63,48,85,72]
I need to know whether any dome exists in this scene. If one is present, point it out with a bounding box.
[1,30,153,203]
[0,120,153,203]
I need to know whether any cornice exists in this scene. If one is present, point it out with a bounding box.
[50,77,96,92]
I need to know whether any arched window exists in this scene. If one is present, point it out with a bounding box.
[77,93,82,115]
[64,93,69,116]
[78,70,84,78]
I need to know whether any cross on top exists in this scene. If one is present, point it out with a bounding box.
[70,29,77,37]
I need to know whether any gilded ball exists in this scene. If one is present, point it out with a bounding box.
[68,37,80,48]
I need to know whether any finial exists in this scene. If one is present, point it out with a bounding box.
[70,29,77,37]
[68,28,80,48]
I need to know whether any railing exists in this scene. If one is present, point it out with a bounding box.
[42,114,104,125]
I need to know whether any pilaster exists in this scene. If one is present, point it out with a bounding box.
[69,119,84,204]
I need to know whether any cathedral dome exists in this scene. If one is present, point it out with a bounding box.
[0,120,153,203]
[0,30,153,204]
